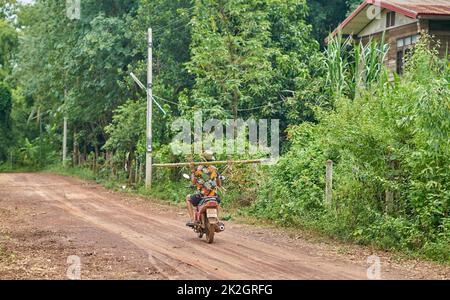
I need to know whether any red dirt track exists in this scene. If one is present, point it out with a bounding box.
[0,173,448,279]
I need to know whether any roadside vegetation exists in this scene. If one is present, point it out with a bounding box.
[0,1,448,262]
[252,39,450,262]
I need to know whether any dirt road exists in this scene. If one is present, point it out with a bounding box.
[0,173,448,279]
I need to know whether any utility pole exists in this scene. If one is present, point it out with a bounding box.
[145,28,153,189]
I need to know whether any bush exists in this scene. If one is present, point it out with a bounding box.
[251,37,450,261]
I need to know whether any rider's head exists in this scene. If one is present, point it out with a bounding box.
[202,150,216,162]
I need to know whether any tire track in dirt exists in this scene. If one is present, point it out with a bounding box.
[44,187,298,279]
[3,173,448,279]
[43,183,365,279]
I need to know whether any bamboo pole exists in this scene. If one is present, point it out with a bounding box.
[152,159,267,168]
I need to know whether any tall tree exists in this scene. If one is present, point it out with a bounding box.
[0,82,12,161]
[188,0,320,127]
[16,0,138,163]
[307,0,362,48]
[0,18,17,80]
[0,4,17,162]
[188,0,276,119]
[126,0,194,147]
[0,0,17,19]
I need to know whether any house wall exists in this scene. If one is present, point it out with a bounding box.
[429,20,450,58]
[433,32,450,57]
[358,9,416,37]
[385,22,420,72]
[347,10,449,74]
[418,19,449,58]
[359,20,449,74]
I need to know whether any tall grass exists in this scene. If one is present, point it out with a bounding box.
[325,33,389,99]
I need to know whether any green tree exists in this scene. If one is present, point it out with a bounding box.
[188,0,274,119]
[265,0,324,127]
[104,99,145,181]
[0,82,12,161]
[307,0,362,48]
[15,0,138,165]
[0,0,17,19]
[119,0,193,148]
[188,0,321,137]
[0,19,17,80]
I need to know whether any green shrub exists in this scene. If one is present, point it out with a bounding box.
[251,37,450,261]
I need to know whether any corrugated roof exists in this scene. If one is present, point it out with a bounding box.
[386,0,450,16]
[329,0,450,40]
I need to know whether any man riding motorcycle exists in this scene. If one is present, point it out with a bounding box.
[186,150,222,227]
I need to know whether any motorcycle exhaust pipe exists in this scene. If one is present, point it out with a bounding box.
[218,223,225,232]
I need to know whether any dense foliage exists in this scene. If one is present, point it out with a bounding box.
[0,82,12,161]
[252,40,450,261]
[307,0,362,48]
[0,0,449,261]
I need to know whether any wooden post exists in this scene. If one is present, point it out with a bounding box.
[385,190,394,213]
[325,160,333,205]
[145,28,153,189]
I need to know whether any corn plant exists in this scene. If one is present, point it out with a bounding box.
[353,33,389,91]
[324,33,351,99]
[325,32,389,100]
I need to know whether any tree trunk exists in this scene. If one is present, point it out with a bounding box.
[94,144,99,174]
[135,158,139,185]
[73,128,79,167]
[232,89,239,120]
[128,151,135,184]
[82,143,87,166]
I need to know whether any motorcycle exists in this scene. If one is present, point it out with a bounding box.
[183,173,226,244]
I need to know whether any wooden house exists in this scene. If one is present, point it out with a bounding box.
[329,0,450,74]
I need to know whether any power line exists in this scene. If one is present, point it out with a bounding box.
[236,100,286,112]
[153,95,178,106]
[153,95,290,113]
[152,7,195,33]
[153,18,191,33]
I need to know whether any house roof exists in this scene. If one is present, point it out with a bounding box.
[330,0,450,38]
[390,0,450,17]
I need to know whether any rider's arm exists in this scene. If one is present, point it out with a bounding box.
[216,169,222,187]
[191,164,201,186]
[191,171,197,186]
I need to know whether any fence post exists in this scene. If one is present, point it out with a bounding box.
[325,160,333,205]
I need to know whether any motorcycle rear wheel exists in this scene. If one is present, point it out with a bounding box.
[205,221,215,244]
